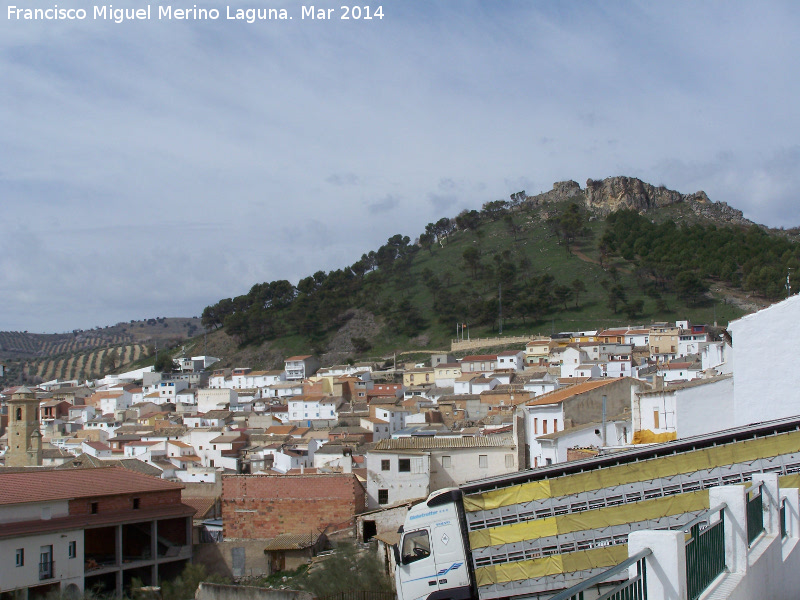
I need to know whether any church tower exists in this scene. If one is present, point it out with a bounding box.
[6,386,42,467]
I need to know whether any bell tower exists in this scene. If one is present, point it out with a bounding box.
[6,386,42,467]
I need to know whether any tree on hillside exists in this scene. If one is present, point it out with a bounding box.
[549,203,589,253]
[153,352,174,373]
[419,232,435,254]
[462,247,482,278]
[554,284,574,310]
[481,199,508,221]
[675,270,709,305]
[571,279,587,307]
[455,209,481,231]
[504,214,521,241]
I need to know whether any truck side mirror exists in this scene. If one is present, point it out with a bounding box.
[392,544,400,565]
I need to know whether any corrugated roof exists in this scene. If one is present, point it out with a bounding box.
[263,532,322,551]
[0,466,182,505]
[373,435,513,451]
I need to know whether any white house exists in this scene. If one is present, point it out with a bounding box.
[632,376,734,442]
[197,388,237,413]
[523,373,560,397]
[701,339,732,375]
[284,355,320,381]
[459,355,497,374]
[537,419,631,466]
[361,417,392,441]
[496,350,525,371]
[366,435,517,509]
[560,346,593,378]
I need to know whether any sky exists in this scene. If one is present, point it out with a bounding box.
[2,1,800,332]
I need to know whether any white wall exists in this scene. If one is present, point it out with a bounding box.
[730,295,800,426]
[675,377,735,438]
[366,452,430,509]
[0,530,84,594]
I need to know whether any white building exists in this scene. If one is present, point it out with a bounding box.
[284,355,320,381]
[632,376,734,442]
[730,295,800,426]
[197,388,237,413]
[496,350,525,372]
[365,436,516,509]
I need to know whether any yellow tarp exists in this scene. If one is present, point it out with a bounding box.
[469,490,709,549]
[632,430,678,444]
[780,474,800,490]
[465,430,800,512]
[475,545,629,586]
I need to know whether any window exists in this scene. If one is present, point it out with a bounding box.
[16,548,24,567]
[479,455,488,469]
[542,420,548,434]
[381,459,390,471]
[132,498,140,510]
[401,529,431,564]
[90,502,99,514]
[442,455,451,468]
[505,454,515,468]
[398,459,411,472]
[378,489,389,505]
[653,410,660,429]
[68,541,77,559]
[533,418,538,434]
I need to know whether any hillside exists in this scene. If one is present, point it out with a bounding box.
[3,175,795,382]
[195,176,797,371]
[0,317,202,386]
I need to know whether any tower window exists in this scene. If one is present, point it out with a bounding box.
[16,408,22,421]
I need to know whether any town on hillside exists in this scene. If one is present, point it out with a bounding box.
[0,293,798,600]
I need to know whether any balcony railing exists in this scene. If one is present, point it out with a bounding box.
[39,560,55,580]
[685,503,727,600]
[746,483,764,546]
[548,548,651,600]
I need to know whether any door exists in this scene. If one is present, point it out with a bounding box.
[39,545,53,579]
[396,528,437,600]
[432,521,470,592]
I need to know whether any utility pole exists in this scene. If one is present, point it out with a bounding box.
[498,284,503,335]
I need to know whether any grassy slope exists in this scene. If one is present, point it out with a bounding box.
[0,201,761,381]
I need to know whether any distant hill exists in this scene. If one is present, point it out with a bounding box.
[0,317,202,386]
[195,176,797,371]
[3,176,796,382]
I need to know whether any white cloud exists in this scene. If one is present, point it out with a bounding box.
[2,1,800,330]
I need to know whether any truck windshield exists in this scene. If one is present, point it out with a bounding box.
[401,529,431,564]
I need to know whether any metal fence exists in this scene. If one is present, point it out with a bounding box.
[746,484,764,546]
[685,504,726,600]
[548,549,651,600]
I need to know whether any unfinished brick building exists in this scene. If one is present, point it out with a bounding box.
[221,472,366,540]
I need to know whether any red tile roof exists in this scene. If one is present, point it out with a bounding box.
[519,379,619,407]
[0,466,183,505]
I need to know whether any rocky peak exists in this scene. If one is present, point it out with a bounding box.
[526,175,755,229]
[584,176,710,214]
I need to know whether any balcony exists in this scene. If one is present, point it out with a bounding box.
[39,560,55,580]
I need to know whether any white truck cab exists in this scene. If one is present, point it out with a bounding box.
[395,488,476,600]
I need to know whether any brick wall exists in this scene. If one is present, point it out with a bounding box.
[222,473,366,540]
[68,489,183,515]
